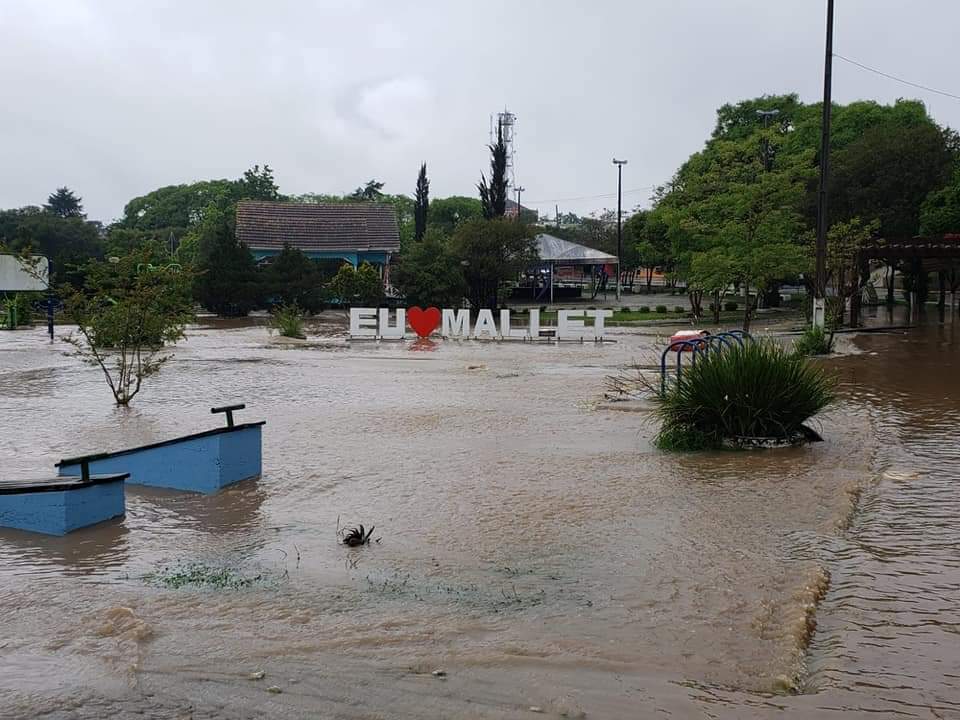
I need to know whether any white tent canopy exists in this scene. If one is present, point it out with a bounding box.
[535,234,617,265]
[532,234,619,302]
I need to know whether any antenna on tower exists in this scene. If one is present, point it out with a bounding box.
[489,108,516,188]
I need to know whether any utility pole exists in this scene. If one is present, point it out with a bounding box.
[515,186,525,220]
[814,0,834,329]
[613,159,628,300]
[555,204,560,230]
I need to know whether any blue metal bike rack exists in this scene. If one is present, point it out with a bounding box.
[659,331,753,396]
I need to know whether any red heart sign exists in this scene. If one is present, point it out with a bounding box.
[408,306,441,338]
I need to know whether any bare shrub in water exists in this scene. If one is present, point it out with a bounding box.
[653,340,835,450]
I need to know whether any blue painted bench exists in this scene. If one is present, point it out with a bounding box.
[0,471,127,536]
[56,405,265,494]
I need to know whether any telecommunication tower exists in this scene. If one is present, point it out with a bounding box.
[490,108,516,188]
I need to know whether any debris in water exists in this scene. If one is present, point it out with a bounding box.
[340,523,375,547]
[247,670,265,681]
[267,685,283,694]
[529,706,544,713]
[432,669,447,678]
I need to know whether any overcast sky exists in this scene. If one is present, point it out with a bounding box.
[2,1,959,223]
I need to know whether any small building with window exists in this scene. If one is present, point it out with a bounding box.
[236,201,400,271]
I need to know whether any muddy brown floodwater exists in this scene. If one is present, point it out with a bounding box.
[0,309,958,719]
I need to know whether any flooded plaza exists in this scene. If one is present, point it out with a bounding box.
[1,310,958,719]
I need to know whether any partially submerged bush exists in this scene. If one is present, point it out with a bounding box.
[674,306,685,314]
[653,340,835,450]
[655,305,668,314]
[270,302,306,339]
[639,305,651,313]
[793,325,834,356]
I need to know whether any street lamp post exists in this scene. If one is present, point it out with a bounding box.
[515,186,525,219]
[612,159,627,300]
[756,109,780,172]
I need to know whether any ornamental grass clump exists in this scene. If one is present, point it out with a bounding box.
[653,340,835,450]
[270,303,306,339]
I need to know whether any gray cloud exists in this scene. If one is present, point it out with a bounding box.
[1,0,958,222]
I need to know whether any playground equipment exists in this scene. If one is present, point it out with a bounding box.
[660,330,752,396]
[57,405,265,494]
[0,462,127,536]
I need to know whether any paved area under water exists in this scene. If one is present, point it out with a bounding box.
[0,308,957,718]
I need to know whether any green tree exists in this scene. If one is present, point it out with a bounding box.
[0,206,102,284]
[414,163,429,241]
[328,262,384,306]
[626,209,673,293]
[820,217,879,327]
[392,229,466,307]
[59,250,194,406]
[193,206,261,316]
[478,121,508,219]
[264,244,326,312]
[238,164,281,201]
[920,169,960,235]
[350,180,385,201]
[428,196,484,235]
[830,121,955,237]
[449,218,537,309]
[44,187,85,219]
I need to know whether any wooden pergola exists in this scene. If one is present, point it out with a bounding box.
[852,233,960,323]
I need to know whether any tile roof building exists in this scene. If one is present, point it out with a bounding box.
[236,201,400,267]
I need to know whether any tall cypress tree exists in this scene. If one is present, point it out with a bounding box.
[414,163,429,241]
[478,121,508,219]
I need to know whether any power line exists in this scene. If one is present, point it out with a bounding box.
[523,186,655,205]
[834,53,960,102]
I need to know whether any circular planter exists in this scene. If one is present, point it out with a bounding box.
[723,424,823,450]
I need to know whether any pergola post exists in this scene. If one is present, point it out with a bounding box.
[550,262,554,304]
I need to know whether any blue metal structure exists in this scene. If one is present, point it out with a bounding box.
[56,406,264,494]
[659,331,753,396]
[0,471,127,536]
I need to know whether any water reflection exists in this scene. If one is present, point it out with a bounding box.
[0,518,130,576]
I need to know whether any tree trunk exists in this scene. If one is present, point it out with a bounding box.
[742,284,752,333]
[938,270,947,311]
[886,264,896,305]
[713,291,721,324]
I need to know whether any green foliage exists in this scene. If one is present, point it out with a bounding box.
[0,206,102,285]
[1,292,37,329]
[59,250,195,406]
[639,305,650,313]
[192,206,261,316]
[653,341,835,450]
[428,196,484,235]
[478,122,508,219]
[449,218,538,309]
[44,187,85,219]
[269,303,306,339]
[262,244,327,312]
[414,164,429,241]
[655,305,667,314]
[143,561,268,590]
[328,262,384,307]
[392,229,466,308]
[724,301,738,311]
[830,119,954,237]
[674,306,685,314]
[350,179,385,201]
[920,169,960,235]
[793,325,834,356]
[121,165,280,231]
